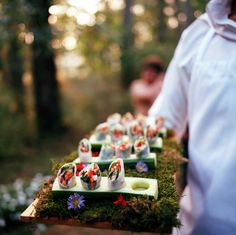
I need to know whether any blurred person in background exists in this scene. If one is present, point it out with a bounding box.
[130,55,165,116]
[149,0,236,234]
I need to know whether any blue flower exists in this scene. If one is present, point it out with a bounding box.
[67,193,85,210]
[135,161,148,173]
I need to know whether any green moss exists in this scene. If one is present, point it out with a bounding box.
[112,197,156,231]
[159,198,181,232]
[51,151,77,175]
[35,139,183,233]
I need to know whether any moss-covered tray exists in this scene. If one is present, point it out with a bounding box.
[21,139,183,234]
[20,198,117,229]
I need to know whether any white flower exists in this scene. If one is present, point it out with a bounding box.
[0,218,6,227]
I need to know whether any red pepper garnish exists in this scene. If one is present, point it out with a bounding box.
[92,151,100,157]
[119,143,128,150]
[101,126,108,132]
[147,130,153,139]
[76,163,85,176]
[136,142,142,148]
[113,194,127,206]
[114,130,123,137]
[65,172,73,181]
[133,125,143,135]
[88,169,95,178]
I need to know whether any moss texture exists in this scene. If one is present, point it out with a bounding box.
[35,139,183,233]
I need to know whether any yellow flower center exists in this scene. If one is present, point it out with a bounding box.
[138,166,144,171]
[72,199,79,207]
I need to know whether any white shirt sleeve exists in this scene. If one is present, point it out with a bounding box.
[148,14,210,139]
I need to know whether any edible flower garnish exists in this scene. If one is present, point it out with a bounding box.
[67,193,85,210]
[76,163,85,176]
[113,194,127,206]
[135,161,148,173]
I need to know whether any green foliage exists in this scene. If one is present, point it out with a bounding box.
[0,0,28,44]
[61,77,132,133]
[51,151,77,175]
[159,197,180,232]
[0,82,33,159]
[111,197,157,231]
[35,139,183,233]
[77,200,115,223]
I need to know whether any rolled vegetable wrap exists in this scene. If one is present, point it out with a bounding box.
[94,122,109,141]
[78,138,92,163]
[110,123,125,143]
[107,113,121,126]
[108,158,125,190]
[116,141,132,159]
[79,163,102,190]
[146,124,159,145]
[57,162,77,189]
[134,136,150,158]
[99,143,116,160]
[128,120,144,143]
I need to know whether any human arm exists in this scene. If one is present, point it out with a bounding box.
[148,15,209,139]
[148,36,190,139]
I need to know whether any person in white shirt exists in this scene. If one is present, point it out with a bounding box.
[148,0,236,234]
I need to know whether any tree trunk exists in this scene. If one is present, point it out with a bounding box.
[29,0,62,136]
[0,0,25,113]
[7,35,25,113]
[121,0,134,89]
[157,1,165,43]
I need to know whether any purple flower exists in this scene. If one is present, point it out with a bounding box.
[135,161,148,173]
[67,193,85,210]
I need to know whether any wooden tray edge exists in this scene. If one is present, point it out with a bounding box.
[20,198,114,229]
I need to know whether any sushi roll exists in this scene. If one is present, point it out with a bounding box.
[134,136,150,158]
[57,163,76,189]
[146,124,159,145]
[135,113,147,129]
[79,163,101,190]
[109,123,125,143]
[128,120,144,143]
[121,112,134,131]
[116,140,132,159]
[107,113,121,126]
[108,158,125,190]
[94,122,109,141]
[99,143,116,160]
[78,138,92,163]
